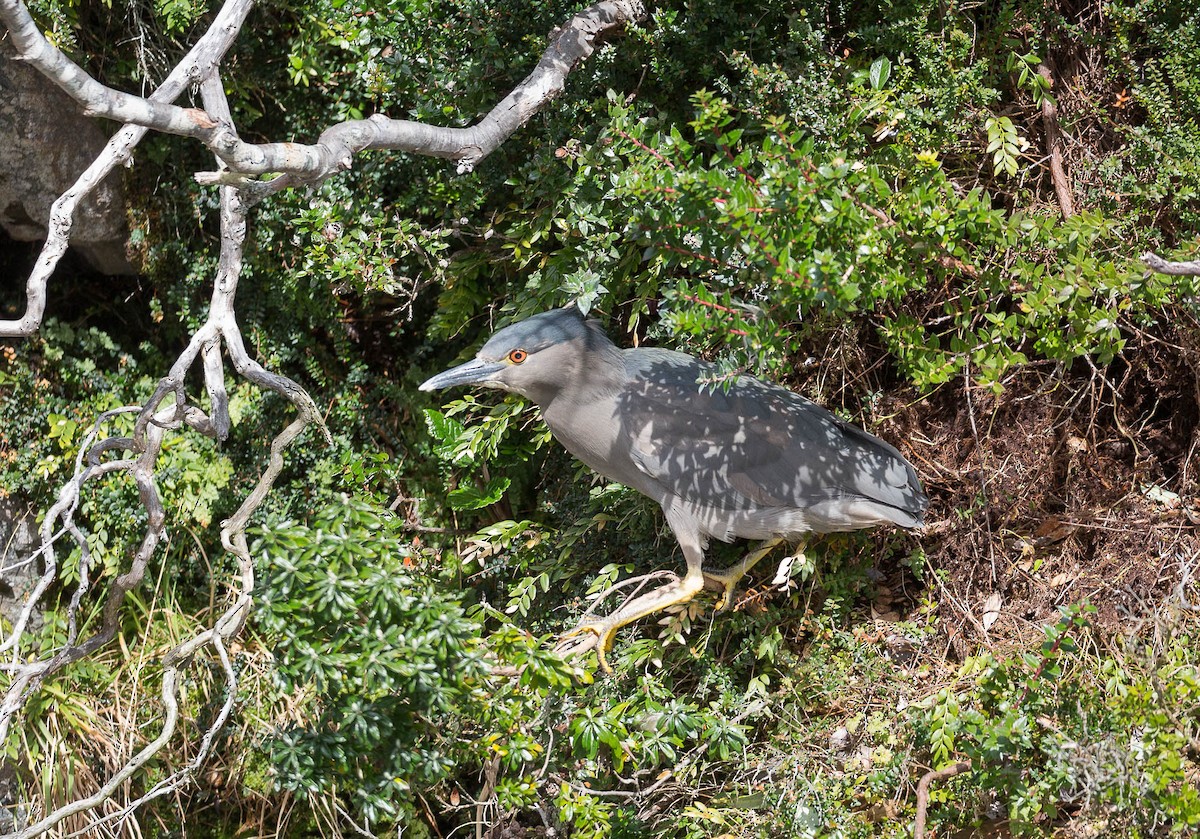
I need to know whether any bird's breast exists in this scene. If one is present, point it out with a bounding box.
[541,397,668,502]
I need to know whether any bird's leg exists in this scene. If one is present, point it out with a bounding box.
[556,551,707,673]
[702,537,785,612]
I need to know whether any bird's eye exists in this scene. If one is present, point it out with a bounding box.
[508,349,528,364]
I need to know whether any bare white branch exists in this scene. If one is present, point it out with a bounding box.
[0,0,642,832]
[0,0,642,188]
[0,0,255,337]
[1142,251,1200,277]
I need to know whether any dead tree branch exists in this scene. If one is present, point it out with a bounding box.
[0,0,644,834]
[0,0,642,191]
[0,0,255,338]
[1142,251,1200,276]
[1037,64,1074,219]
[0,0,643,338]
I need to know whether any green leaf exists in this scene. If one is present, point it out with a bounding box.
[869,56,891,90]
[447,476,511,511]
[423,408,465,445]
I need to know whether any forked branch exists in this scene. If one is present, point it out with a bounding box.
[0,0,255,338]
[0,0,643,834]
[0,0,642,186]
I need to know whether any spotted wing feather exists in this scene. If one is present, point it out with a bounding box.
[619,349,926,527]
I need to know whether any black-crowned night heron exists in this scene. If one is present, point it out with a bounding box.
[420,306,927,669]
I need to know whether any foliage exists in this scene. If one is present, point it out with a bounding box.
[0,320,243,596]
[2,572,222,824]
[1101,1,1200,231]
[5,0,1200,835]
[253,498,493,825]
[492,85,1187,394]
[916,604,1200,837]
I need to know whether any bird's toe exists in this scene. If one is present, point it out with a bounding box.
[555,618,617,672]
[714,585,737,613]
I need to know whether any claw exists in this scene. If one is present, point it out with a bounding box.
[715,584,736,614]
[554,568,709,672]
[701,572,739,613]
[593,627,616,673]
[555,619,617,672]
[701,537,786,614]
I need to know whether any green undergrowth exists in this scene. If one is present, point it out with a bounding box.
[5,0,1200,834]
[239,491,1200,837]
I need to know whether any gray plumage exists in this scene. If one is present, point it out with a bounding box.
[420,306,927,667]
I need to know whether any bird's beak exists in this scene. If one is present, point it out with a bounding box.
[418,357,506,392]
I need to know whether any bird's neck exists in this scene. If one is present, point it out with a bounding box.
[523,327,625,408]
[534,333,625,416]
[536,341,627,481]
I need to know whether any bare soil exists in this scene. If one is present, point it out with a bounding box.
[897,322,1200,655]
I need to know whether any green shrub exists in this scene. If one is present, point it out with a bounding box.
[252,498,491,825]
[915,604,1200,836]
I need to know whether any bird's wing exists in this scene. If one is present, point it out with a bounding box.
[620,351,925,523]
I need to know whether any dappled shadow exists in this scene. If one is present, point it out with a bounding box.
[543,342,929,670]
[603,349,928,547]
[437,306,931,666]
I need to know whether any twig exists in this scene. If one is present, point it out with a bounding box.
[1142,252,1200,277]
[962,367,998,585]
[566,782,637,799]
[332,802,378,839]
[914,761,972,839]
[1037,65,1075,219]
[475,756,501,839]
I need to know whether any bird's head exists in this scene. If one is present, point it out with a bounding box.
[419,306,609,402]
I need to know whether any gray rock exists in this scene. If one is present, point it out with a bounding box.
[0,42,131,275]
[0,496,40,636]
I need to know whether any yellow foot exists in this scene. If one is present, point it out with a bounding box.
[554,618,619,673]
[554,570,708,673]
[701,569,743,613]
[701,538,786,613]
